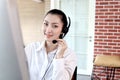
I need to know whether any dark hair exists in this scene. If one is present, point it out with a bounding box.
[45,9,71,39]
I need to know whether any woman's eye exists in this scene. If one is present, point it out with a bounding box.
[44,23,48,26]
[53,25,58,28]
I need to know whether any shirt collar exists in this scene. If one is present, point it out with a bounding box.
[36,40,46,52]
[36,40,58,54]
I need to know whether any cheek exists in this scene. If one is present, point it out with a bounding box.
[55,29,62,36]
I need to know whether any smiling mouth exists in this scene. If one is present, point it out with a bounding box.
[45,34,53,38]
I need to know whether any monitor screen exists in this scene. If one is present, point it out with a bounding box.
[0,0,29,80]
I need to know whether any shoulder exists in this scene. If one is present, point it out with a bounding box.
[24,42,42,60]
[25,42,41,50]
[24,42,42,55]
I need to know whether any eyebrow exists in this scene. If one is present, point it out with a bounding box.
[44,20,59,25]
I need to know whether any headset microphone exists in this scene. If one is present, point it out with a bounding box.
[52,40,57,44]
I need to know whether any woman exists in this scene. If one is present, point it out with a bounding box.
[25,9,77,80]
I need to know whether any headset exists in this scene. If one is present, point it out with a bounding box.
[52,17,71,44]
[59,17,71,39]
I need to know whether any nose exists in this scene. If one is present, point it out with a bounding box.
[45,26,52,34]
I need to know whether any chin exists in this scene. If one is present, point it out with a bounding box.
[44,38,52,42]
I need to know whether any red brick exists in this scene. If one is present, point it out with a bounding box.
[96,0,104,1]
[99,9,108,12]
[108,49,117,52]
[115,19,120,22]
[98,36,107,38]
[96,5,104,8]
[114,26,120,29]
[103,46,112,49]
[105,19,114,22]
[104,5,113,8]
[99,22,108,25]
[98,49,107,52]
[96,19,104,22]
[109,9,118,12]
[109,2,119,4]
[105,0,113,2]
[108,30,117,32]
[95,38,101,41]
[108,36,117,39]
[96,26,104,28]
[108,43,117,45]
[99,16,108,18]
[113,46,120,49]
[104,26,113,29]
[103,52,111,55]
[114,33,119,36]
[109,16,118,18]
[94,0,120,80]
[100,2,109,5]
[109,23,118,25]
[104,39,113,42]
[113,40,120,42]
[99,42,107,45]
[114,5,120,8]
[96,12,104,15]
[115,12,120,15]
[104,33,113,35]
[105,12,114,15]
[99,29,107,32]
[94,45,103,48]
[95,32,104,35]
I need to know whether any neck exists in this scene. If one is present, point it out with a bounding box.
[45,41,57,53]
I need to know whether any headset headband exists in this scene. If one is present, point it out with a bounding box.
[63,16,71,38]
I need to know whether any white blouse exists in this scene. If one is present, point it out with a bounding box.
[25,41,77,80]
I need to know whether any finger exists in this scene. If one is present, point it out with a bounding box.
[56,39,66,44]
[56,39,64,42]
[58,41,66,46]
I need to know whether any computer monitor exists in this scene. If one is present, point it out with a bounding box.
[0,0,29,80]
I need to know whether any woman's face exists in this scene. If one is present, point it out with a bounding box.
[42,14,63,42]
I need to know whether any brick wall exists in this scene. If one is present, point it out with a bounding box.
[94,0,120,80]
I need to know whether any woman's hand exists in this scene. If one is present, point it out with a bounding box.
[55,39,67,59]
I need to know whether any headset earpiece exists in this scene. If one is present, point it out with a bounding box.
[59,34,63,39]
[62,27,68,33]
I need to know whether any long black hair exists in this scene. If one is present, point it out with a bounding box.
[45,9,71,39]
